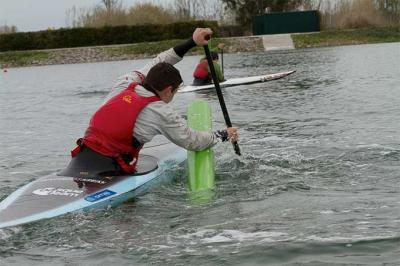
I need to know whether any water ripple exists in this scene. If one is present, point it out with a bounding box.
[1,44,400,265]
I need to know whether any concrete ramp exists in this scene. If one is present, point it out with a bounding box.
[262,34,294,51]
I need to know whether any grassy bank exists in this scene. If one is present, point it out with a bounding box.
[0,37,264,68]
[106,37,263,57]
[106,39,204,57]
[292,26,400,49]
[0,50,50,67]
[1,27,398,68]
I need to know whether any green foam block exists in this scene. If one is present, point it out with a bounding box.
[187,99,215,192]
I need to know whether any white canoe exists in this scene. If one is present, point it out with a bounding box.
[179,70,296,93]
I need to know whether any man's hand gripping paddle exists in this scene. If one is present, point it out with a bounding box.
[203,36,241,156]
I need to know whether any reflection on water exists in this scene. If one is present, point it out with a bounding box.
[1,43,400,265]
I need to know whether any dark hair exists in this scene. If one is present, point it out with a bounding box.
[143,62,183,92]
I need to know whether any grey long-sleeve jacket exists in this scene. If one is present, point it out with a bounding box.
[104,48,220,151]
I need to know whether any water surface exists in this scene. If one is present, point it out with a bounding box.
[1,43,399,265]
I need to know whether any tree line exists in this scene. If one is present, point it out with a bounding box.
[66,0,399,30]
[222,0,399,29]
[0,24,17,35]
[65,0,226,29]
[1,0,399,34]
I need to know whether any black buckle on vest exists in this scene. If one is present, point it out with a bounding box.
[132,137,143,149]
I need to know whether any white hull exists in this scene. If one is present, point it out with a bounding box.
[180,70,296,93]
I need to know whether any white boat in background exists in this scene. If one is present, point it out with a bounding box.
[179,70,296,93]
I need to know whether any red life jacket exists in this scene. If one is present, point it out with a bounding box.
[193,59,209,79]
[72,82,160,173]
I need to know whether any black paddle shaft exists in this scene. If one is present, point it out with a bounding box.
[221,48,224,76]
[203,45,241,156]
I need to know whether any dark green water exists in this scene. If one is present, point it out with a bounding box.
[1,42,399,265]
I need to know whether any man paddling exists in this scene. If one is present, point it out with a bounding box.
[193,43,225,86]
[71,28,238,175]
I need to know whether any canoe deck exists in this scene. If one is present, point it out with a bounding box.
[179,70,295,93]
[0,136,186,229]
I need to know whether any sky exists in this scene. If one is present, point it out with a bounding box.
[0,0,163,32]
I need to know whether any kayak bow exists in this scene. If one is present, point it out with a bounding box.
[0,136,186,229]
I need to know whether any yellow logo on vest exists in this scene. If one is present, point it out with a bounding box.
[122,95,132,104]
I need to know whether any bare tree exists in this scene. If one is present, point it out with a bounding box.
[172,0,225,21]
[101,0,121,12]
[65,0,227,28]
[173,0,197,20]
[0,24,17,34]
[127,4,175,25]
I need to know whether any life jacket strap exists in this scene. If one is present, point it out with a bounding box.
[115,154,137,174]
[133,71,145,83]
[71,138,83,157]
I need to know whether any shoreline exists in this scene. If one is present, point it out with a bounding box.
[292,27,400,49]
[1,27,399,69]
[0,36,265,69]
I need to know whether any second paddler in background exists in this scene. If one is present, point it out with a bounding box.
[192,43,225,86]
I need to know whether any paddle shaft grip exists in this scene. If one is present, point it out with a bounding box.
[203,44,241,156]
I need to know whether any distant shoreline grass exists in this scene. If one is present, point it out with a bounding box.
[1,27,398,68]
[0,50,50,67]
[0,36,263,68]
[292,26,400,49]
[106,39,204,57]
